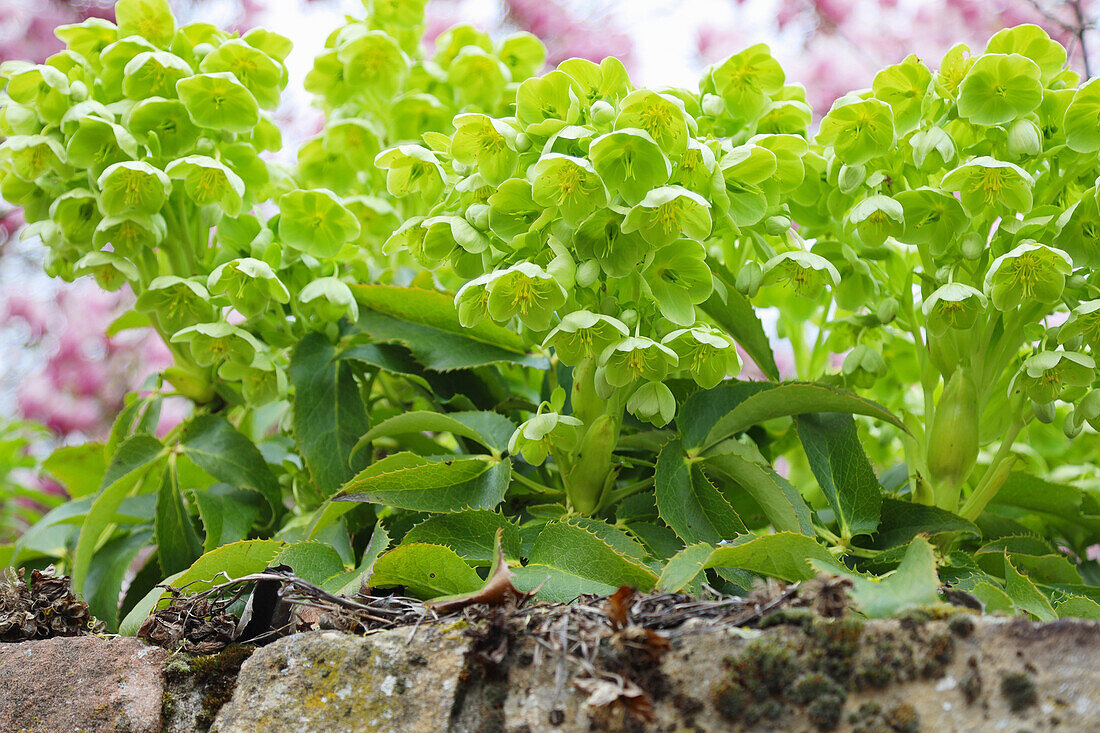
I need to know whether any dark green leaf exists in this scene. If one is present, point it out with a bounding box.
[272,541,347,586]
[290,333,372,495]
[1003,553,1057,621]
[369,543,483,598]
[655,438,746,545]
[402,510,522,564]
[189,484,264,553]
[703,439,814,535]
[155,458,203,576]
[83,528,153,633]
[42,443,107,498]
[701,267,779,380]
[179,414,282,517]
[871,498,979,549]
[354,410,516,459]
[795,412,882,538]
[657,532,837,592]
[678,380,771,449]
[336,456,510,513]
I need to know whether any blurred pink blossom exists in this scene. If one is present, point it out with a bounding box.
[504,0,635,69]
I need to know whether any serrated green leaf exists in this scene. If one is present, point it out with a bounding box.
[1055,595,1100,620]
[871,498,979,549]
[511,521,658,602]
[155,457,203,576]
[814,537,940,618]
[1003,553,1057,621]
[369,543,483,599]
[655,438,746,545]
[402,510,522,564]
[989,472,1100,535]
[73,435,167,593]
[657,532,836,592]
[795,412,882,539]
[703,382,906,451]
[179,414,281,520]
[354,410,516,459]
[272,541,347,586]
[290,333,372,496]
[702,439,814,535]
[329,523,391,595]
[336,455,510,513]
[678,380,772,449]
[190,484,264,553]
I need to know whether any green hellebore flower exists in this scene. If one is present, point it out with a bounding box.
[516,70,581,137]
[662,325,741,389]
[64,117,137,175]
[100,36,158,91]
[199,39,284,110]
[1018,350,1096,404]
[449,47,510,108]
[626,381,676,427]
[218,353,286,406]
[671,139,720,198]
[134,275,213,333]
[299,277,359,323]
[49,188,101,245]
[343,195,400,246]
[1059,300,1100,352]
[486,262,567,332]
[278,188,361,259]
[1006,118,1042,157]
[451,113,518,186]
[125,97,201,158]
[122,51,192,100]
[241,27,293,62]
[0,135,69,181]
[296,136,357,192]
[5,64,70,125]
[176,72,260,134]
[375,144,445,201]
[642,239,713,326]
[454,273,499,328]
[507,412,582,466]
[93,213,167,256]
[847,194,904,247]
[1064,78,1100,153]
[983,241,1072,311]
[433,24,493,67]
[336,29,408,99]
[986,24,1066,83]
[894,187,966,253]
[708,43,785,120]
[497,32,547,81]
[529,153,608,226]
[574,206,647,277]
[614,89,689,160]
[207,257,290,319]
[371,0,430,29]
[55,18,118,70]
[74,250,139,292]
[957,53,1042,126]
[542,310,629,366]
[817,96,895,165]
[621,185,711,247]
[599,336,678,388]
[872,54,931,133]
[96,161,171,217]
[1053,194,1100,268]
[939,156,1034,217]
[761,251,841,300]
[116,0,176,48]
[589,128,671,205]
[749,133,809,192]
[171,322,259,368]
[557,56,632,106]
[921,283,988,336]
[165,155,245,216]
[322,119,382,170]
[1069,389,1100,434]
[756,98,813,135]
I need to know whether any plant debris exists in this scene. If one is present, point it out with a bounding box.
[0,567,101,641]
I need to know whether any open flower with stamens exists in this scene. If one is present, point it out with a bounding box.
[543,310,629,366]
[662,325,740,389]
[622,185,711,247]
[940,156,1034,217]
[922,283,988,336]
[1017,350,1096,404]
[599,336,678,388]
[486,262,568,332]
[983,241,1071,311]
[529,153,608,225]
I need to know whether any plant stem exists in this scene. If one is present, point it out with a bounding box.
[604,476,654,505]
[959,417,1025,521]
[510,469,564,496]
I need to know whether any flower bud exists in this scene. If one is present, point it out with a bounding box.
[1007,119,1041,158]
[576,259,600,288]
[927,368,979,497]
[514,132,531,152]
[876,297,899,324]
[765,215,791,235]
[842,345,886,388]
[961,232,984,260]
[464,203,490,231]
[735,260,763,297]
[1032,400,1056,424]
[620,308,638,328]
[838,163,865,194]
[590,100,616,126]
[626,381,676,427]
[701,93,725,117]
[69,80,87,103]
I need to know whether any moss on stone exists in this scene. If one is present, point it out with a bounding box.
[1001,671,1038,713]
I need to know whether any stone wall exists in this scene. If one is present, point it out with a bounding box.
[0,616,1097,732]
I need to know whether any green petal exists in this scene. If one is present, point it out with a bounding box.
[96,160,171,217]
[278,188,361,258]
[176,72,260,134]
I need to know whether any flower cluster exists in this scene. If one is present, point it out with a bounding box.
[379,45,815,427]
